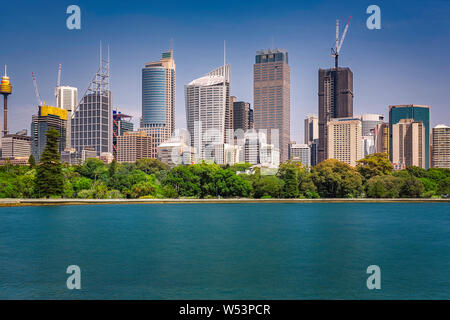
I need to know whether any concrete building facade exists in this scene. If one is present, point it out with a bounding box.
[432,124,450,168]
[253,49,290,162]
[327,118,362,167]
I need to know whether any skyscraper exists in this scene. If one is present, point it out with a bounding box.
[304,115,319,145]
[71,46,112,157]
[392,119,426,169]
[432,124,450,168]
[253,49,290,162]
[233,100,252,132]
[327,118,362,167]
[318,67,353,163]
[55,86,77,149]
[289,143,311,168]
[389,105,430,169]
[374,122,389,154]
[140,49,175,158]
[185,65,230,162]
[31,104,67,161]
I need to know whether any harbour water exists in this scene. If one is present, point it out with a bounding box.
[0,203,449,299]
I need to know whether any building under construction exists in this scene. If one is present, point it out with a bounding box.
[317,18,354,164]
[113,109,133,159]
[30,103,68,161]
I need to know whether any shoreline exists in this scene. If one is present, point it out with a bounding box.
[0,198,448,207]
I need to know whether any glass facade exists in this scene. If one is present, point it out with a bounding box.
[142,68,166,125]
[389,105,430,169]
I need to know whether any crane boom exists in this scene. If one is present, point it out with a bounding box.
[32,72,42,106]
[337,17,351,54]
[57,63,61,87]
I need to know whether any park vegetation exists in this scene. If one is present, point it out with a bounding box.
[0,131,449,199]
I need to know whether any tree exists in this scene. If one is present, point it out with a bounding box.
[28,154,36,168]
[406,166,427,178]
[277,162,300,198]
[438,177,450,195]
[109,159,118,178]
[311,159,363,198]
[399,176,424,198]
[135,158,169,175]
[356,153,393,181]
[34,128,64,198]
[253,175,284,198]
[162,165,200,197]
[366,175,404,198]
[76,158,107,181]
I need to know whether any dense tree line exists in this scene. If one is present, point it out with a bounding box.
[0,133,449,199]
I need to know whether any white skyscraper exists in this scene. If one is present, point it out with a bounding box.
[56,86,77,148]
[185,65,231,163]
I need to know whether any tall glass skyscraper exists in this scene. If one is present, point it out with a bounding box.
[389,105,430,169]
[140,49,175,158]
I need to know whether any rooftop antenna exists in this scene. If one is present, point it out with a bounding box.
[271,36,274,50]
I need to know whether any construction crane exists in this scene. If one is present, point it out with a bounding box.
[331,17,351,70]
[31,72,43,106]
[55,63,62,105]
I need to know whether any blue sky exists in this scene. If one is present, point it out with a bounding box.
[1,0,449,143]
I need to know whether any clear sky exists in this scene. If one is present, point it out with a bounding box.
[1,0,449,143]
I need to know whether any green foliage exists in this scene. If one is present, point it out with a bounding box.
[356,153,393,181]
[366,175,404,198]
[28,154,36,168]
[399,176,424,198]
[277,162,299,198]
[406,166,427,178]
[34,128,64,198]
[76,158,107,181]
[253,175,283,198]
[438,177,450,195]
[2,153,450,199]
[311,159,363,198]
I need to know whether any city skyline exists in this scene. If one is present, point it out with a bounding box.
[1,0,450,144]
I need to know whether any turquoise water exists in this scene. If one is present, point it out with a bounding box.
[0,203,449,299]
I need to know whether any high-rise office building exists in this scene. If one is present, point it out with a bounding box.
[318,67,353,163]
[327,118,362,167]
[392,119,426,169]
[233,100,252,131]
[243,130,260,165]
[254,49,290,162]
[31,104,67,161]
[304,115,319,145]
[140,49,175,158]
[185,64,230,162]
[55,86,77,149]
[432,124,450,168]
[1,134,30,158]
[117,131,153,163]
[374,122,389,154]
[289,143,311,168]
[71,48,112,157]
[360,114,384,136]
[310,138,319,167]
[389,105,430,169]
